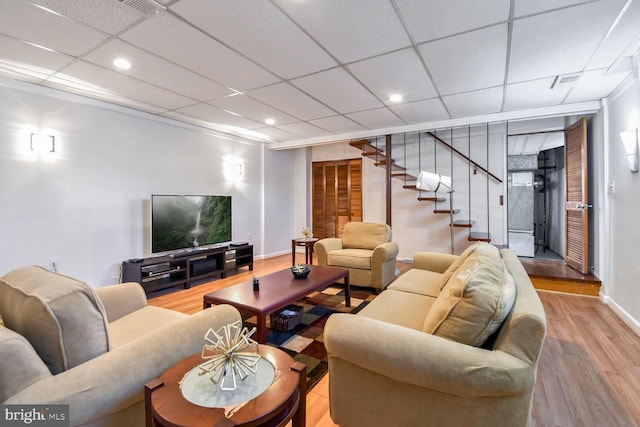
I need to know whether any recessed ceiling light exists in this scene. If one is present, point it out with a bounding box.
[265,118,276,126]
[389,94,403,103]
[113,58,131,70]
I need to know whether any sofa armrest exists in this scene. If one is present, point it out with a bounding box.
[95,282,148,322]
[314,238,343,266]
[325,313,533,398]
[372,242,399,263]
[7,304,241,426]
[413,252,458,273]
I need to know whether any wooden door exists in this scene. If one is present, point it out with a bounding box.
[564,118,589,274]
[312,159,362,239]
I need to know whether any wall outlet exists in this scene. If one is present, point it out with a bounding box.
[248,232,252,241]
[49,257,58,272]
[607,180,616,194]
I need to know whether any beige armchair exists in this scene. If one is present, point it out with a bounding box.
[0,265,241,427]
[314,222,399,291]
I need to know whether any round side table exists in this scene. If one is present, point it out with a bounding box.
[145,345,307,427]
[292,238,318,266]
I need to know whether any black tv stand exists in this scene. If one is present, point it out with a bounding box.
[121,244,253,295]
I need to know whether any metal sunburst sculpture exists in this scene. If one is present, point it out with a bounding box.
[197,321,261,391]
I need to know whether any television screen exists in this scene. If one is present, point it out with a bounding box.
[151,195,231,253]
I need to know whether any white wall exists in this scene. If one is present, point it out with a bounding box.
[0,81,294,287]
[603,73,640,330]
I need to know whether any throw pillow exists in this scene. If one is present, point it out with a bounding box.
[423,244,516,347]
[0,266,111,374]
[437,242,484,290]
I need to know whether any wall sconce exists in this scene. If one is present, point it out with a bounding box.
[30,133,55,153]
[619,128,639,173]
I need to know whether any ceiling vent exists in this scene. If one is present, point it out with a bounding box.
[119,0,166,16]
[550,72,582,90]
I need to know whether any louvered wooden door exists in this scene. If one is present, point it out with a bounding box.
[312,159,362,239]
[564,118,589,274]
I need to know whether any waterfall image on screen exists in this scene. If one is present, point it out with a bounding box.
[151,195,231,253]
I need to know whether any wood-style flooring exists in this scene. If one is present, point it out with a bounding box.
[148,254,640,427]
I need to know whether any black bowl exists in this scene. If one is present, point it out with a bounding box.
[290,264,311,279]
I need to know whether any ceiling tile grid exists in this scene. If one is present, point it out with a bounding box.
[0,0,638,144]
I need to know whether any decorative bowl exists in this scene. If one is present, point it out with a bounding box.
[290,264,311,279]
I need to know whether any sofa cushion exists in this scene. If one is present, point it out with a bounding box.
[342,222,391,250]
[0,266,111,374]
[422,244,516,346]
[437,242,484,290]
[328,249,373,269]
[358,289,436,331]
[387,269,444,298]
[0,326,52,402]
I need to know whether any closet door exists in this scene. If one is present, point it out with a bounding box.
[312,159,362,239]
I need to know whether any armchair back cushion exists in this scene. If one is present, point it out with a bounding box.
[423,244,516,346]
[0,266,111,374]
[342,222,391,250]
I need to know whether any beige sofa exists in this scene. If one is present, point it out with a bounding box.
[0,265,241,427]
[314,222,399,291]
[324,243,547,427]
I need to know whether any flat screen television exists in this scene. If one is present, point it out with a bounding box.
[151,195,231,253]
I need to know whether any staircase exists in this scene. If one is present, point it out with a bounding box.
[350,129,502,249]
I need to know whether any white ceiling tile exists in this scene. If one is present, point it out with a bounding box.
[564,69,629,103]
[276,122,331,139]
[292,68,382,114]
[50,61,195,110]
[504,78,571,111]
[514,0,609,17]
[170,0,337,79]
[250,125,299,142]
[346,108,405,129]
[246,83,335,120]
[509,2,623,83]
[309,116,367,134]
[30,0,142,35]
[210,94,297,125]
[0,34,75,80]
[390,98,450,124]
[83,39,232,102]
[442,87,503,118]
[120,12,278,91]
[0,0,109,56]
[273,0,411,63]
[419,24,507,95]
[170,103,264,129]
[396,0,510,42]
[347,48,437,103]
[588,0,640,69]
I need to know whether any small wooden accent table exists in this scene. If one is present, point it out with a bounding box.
[203,266,350,343]
[291,238,319,265]
[145,345,307,427]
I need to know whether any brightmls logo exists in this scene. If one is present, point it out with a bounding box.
[0,405,68,426]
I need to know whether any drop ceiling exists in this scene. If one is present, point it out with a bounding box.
[1,0,639,147]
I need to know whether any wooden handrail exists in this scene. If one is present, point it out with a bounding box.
[426,132,503,184]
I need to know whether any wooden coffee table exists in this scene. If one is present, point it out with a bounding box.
[145,345,306,427]
[203,266,350,343]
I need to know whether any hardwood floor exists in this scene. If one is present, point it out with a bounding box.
[148,254,640,427]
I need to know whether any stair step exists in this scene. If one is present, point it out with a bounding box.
[392,172,416,180]
[374,159,406,171]
[362,150,383,157]
[403,184,417,190]
[452,220,473,228]
[434,209,461,214]
[468,232,491,242]
[350,140,383,155]
[417,197,446,202]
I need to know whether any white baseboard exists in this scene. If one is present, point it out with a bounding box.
[601,293,640,337]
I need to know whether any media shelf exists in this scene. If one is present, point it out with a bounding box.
[122,244,253,295]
